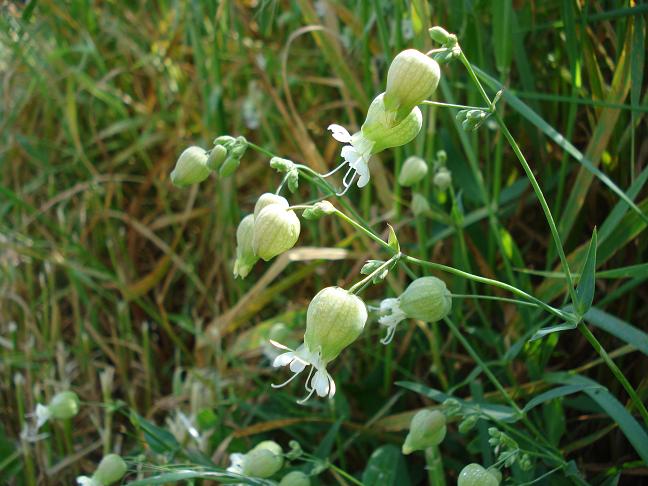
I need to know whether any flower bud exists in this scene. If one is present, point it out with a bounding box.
[279,471,311,486]
[398,156,428,187]
[458,414,478,434]
[48,391,80,420]
[428,26,454,45]
[254,193,289,218]
[399,277,451,322]
[170,146,210,187]
[93,454,127,485]
[433,167,452,191]
[206,145,228,170]
[402,409,446,454]
[305,287,367,362]
[458,464,500,486]
[219,156,240,177]
[233,214,258,278]
[253,205,300,261]
[243,441,284,478]
[362,93,423,153]
[384,49,441,121]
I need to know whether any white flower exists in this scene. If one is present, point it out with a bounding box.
[227,452,246,474]
[76,477,101,486]
[270,341,336,403]
[35,403,51,429]
[326,124,374,194]
[377,298,407,345]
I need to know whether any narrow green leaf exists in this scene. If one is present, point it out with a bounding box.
[492,0,513,75]
[530,322,577,341]
[583,307,648,356]
[546,373,648,464]
[362,445,411,486]
[522,384,602,413]
[387,224,400,253]
[574,228,597,315]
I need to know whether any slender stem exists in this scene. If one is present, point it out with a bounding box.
[421,100,488,111]
[332,209,392,252]
[578,322,648,428]
[451,294,539,308]
[246,141,275,158]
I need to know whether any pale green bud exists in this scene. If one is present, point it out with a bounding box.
[304,287,367,362]
[402,409,446,454]
[362,93,423,153]
[206,145,228,170]
[411,192,431,217]
[48,391,80,420]
[233,214,258,278]
[253,205,300,261]
[243,441,284,478]
[279,471,311,486]
[398,156,428,187]
[254,193,289,218]
[302,200,335,220]
[92,454,127,485]
[384,49,441,121]
[400,277,452,322]
[170,146,210,187]
[458,414,478,434]
[458,463,500,486]
[219,156,240,177]
[428,26,455,45]
[433,167,452,190]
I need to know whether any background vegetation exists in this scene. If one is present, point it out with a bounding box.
[1,0,647,484]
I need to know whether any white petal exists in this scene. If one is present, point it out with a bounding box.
[269,339,293,351]
[289,358,307,373]
[35,404,51,428]
[328,375,337,398]
[328,124,352,143]
[312,370,330,397]
[273,352,295,368]
[354,158,371,188]
[341,145,360,165]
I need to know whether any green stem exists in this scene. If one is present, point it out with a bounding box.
[348,253,400,294]
[421,100,488,111]
[578,322,648,428]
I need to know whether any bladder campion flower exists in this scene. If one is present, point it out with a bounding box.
[383,49,441,121]
[170,146,211,187]
[254,193,289,217]
[398,156,428,187]
[379,276,452,344]
[402,409,447,454]
[458,463,501,486]
[76,454,127,486]
[327,93,422,194]
[36,390,80,428]
[272,287,367,402]
[233,214,258,278]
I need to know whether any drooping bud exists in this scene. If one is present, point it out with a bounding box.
[399,277,452,322]
[253,204,300,261]
[433,167,452,191]
[254,193,289,218]
[402,409,447,454]
[428,26,455,45]
[170,146,211,187]
[398,156,428,187]
[92,454,128,485]
[458,414,478,434]
[411,193,431,217]
[305,287,367,363]
[457,463,500,486]
[362,93,423,153]
[279,471,311,486]
[206,145,228,170]
[242,441,284,478]
[233,214,258,278]
[384,50,441,121]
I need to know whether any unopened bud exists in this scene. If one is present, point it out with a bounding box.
[170,146,210,187]
[458,463,500,486]
[253,205,300,261]
[400,277,452,322]
[233,214,258,278]
[402,409,447,454]
[428,26,454,45]
[398,156,428,187]
[411,193,431,217]
[254,193,289,218]
[48,391,80,420]
[206,145,228,170]
[433,167,452,190]
[243,441,284,478]
[279,471,311,486]
[458,414,478,434]
[384,50,441,121]
[92,454,127,485]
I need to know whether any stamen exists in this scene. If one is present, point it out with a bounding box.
[302,366,315,392]
[336,171,357,196]
[321,161,348,178]
[271,370,303,389]
[342,166,356,187]
[297,386,317,404]
[381,326,397,345]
